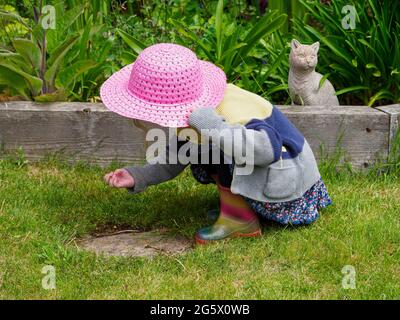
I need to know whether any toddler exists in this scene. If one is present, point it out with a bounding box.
[101,43,332,244]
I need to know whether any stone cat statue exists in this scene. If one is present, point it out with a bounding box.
[288,39,339,106]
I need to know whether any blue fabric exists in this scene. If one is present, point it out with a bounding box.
[244,178,332,225]
[191,163,332,226]
[245,106,305,160]
[189,106,331,226]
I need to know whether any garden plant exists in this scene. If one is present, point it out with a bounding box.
[0,0,399,303]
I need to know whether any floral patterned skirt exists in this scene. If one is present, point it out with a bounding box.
[244,178,332,225]
[191,165,332,226]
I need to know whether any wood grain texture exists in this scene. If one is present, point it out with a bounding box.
[376,104,400,154]
[0,102,392,168]
[0,101,146,166]
[277,105,389,168]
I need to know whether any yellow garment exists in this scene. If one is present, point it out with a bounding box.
[215,83,273,124]
[178,83,273,144]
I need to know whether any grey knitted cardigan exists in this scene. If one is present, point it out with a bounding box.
[125,107,321,203]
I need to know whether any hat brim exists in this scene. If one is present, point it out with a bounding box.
[100,60,227,127]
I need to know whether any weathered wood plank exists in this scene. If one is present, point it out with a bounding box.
[0,102,392,168]
[376,104,400,155]
[0,101,146,166]
[278,105,389,168]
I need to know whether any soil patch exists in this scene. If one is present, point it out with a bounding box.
[77,229,192,258]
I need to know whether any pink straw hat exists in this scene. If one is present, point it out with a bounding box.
[100,43,227,127]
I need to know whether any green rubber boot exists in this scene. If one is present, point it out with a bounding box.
[195,214,261,244]
[196,183,261,244]
[206,208,219,222]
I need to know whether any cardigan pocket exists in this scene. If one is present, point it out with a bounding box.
[264,164,301,200]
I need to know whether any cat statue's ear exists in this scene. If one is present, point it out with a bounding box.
[311,41,320,52]
[291,39,301,50]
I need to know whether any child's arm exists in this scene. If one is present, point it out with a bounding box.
[189,108,282,166]
[122,143,188,194]
[104,140,187,193]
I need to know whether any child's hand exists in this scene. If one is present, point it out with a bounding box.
[103,169,135,188]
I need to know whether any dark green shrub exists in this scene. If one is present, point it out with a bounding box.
[294,0,400,106]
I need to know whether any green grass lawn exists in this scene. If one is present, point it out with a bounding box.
[0,156,399,299]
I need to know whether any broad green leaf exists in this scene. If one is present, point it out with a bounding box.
[222,28,241,74]
[116,29,146,55]
[368,89,395,107]
[46,36,79,89]
[56,60,97,88]
[260,49,287,83]
[243,13,286,46]
[47,35,79,67]
[240,72,250,89]
[307,27,353,66]
[365,63,381,77]
[0,51,28,71]
[0,9,31,30]
[234,14,287,67]
[0,49,19,58]
[335,86,369,96]
[97,38,114,62]
[268,1,289,32]
[366,63,378,69]
[120,51,136,65]
[58,4,85,30]
[0,61,42,96]
[88,24,104,38]
[34,89,67,102]
[294,0,399,105]
[77,16,92,61]
[264,84,288,97]
[290,0,305,21]
[46,3,85,51]
[358,38,385,75]
[218,43,247,63]
[12,38,41,72]
[224,22,235,37]
[345,39,365,65]
[215,0,224,59]
[393,36,399,70]
[31,23,45,49]
[319,73,331,89]
[329,63,355,80]
[169,19,214,62]
[0,65,29,99]
[391,69,399,75]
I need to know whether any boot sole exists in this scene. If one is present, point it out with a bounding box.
[195,229,262,245]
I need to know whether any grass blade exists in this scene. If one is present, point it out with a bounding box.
[335,86,369,96]
[215,0,224,60]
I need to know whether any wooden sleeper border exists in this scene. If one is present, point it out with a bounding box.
[0,101,399,169]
